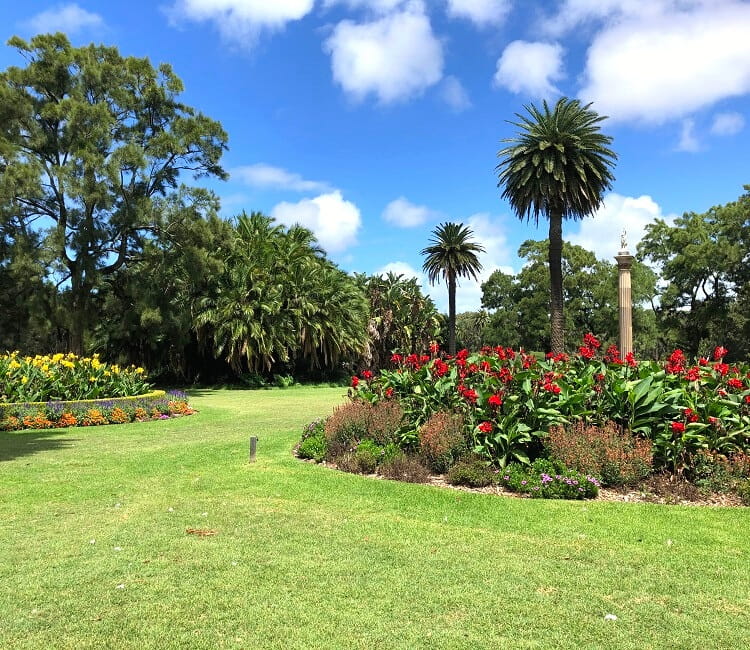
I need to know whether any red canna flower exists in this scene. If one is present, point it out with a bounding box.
[671,421,685,434]
[488,394,503,408]
[385,387,394,398]
[713,346,728,360]
[478,421,493,433]
[351,376,359,388]
[362,370,373,380]
[390,353,402,364]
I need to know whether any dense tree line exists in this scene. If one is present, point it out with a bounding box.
[1,34,748,380]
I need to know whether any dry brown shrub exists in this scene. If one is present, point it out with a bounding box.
[546,420,653,487]
[418,411,467,473]
[367,400,404,445]
[324,399,403,458]
[378,454,430,483]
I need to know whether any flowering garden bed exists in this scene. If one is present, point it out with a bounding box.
[0,352,194,430]
[297,336,750,504]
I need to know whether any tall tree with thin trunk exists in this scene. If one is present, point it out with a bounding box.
[496,97,616,353]
[421,222,484,355]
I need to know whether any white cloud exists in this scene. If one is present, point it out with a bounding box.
[578,2,750,124]
[711,111,745,136]
[382,197,437,227]
[676,119,700,152]
[25,3,104,34]
[271,191,361,253]
[324,3,444,104]
[323,0,408,13]
[446,0,511,27]
[493,41,564,97]
[440,75,472,111]
[568,193,677,261]
[166,0,314,44]
[232,164,330,192]
[377,261,425,284]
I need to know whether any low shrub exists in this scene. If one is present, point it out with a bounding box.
[367,400,404,446]
[298,435,327,462]
[446,459,496,487]
[354,439,382,474]
[418,411,467,473]
[377,454,430,483]
[324,401,371,458]
[274,374,295,389]
[546,421,653,487]
[500,459,600,500]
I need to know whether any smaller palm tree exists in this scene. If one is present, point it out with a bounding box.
[422,222,485,355]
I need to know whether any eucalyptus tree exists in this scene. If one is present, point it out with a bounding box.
[497,98,617,353]
[0,33,227,353]
[421,222,485,355]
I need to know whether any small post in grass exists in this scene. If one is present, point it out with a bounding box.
[249,436,258,462]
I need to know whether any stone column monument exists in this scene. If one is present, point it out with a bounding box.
[615,230,635,356]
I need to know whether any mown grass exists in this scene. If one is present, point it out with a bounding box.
[1,387,749,649]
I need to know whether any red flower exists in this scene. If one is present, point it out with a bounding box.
[456,349,470,360]
[579,346,595,360]
[713,362,729,377]
[605,344,623,366]
[480,360,492,373]
[583,333,601,349]
[351,376,359,388]
[708,416,719,426]
[671,421,685,434]
[432,359,449,378]
[429,341,440,354]
[698,357,709,366]
[727,378,744,390]
[460,388,478,404]
[594,373,605,382]
[478,421,493,433]
[685,366,700,381]
[542,382,561,395]
[745,395,750,404]
[713,346,728,361]
[625,352,637,367]
[420,354,430,364]
[390,353,402,364]
[488,394,503,408]
[683,408,699,423]
[385,387,394,398]
[362,370,373,380]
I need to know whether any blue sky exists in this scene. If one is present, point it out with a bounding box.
[2,0,749,311]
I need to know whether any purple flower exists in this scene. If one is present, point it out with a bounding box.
[521,480,527,485]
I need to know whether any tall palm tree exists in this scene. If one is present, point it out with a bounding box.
[421,222,485,355]
[496,97,617,353]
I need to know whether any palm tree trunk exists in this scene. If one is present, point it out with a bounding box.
[448,272,456,356]
[548,211,565,354]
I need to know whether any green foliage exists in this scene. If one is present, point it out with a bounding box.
[446,459,496,487]
[274,374,295,389]
[0,33,227,354]
[196,212,368,374]
[500,459,600,499]
[354,439,382,474]
[297,420,328,463]
[357,272,442,370]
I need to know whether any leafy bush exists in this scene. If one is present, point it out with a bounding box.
[418,411,467,472]
[367,399,404,446]
[298,435,327,462]
[546,421,653,486]
[499,459,600,499]
[354,439,382,474]
[240,372,267,389]
[377,454,430,483]
[0,352,151,402]
[274,374,295,389]
[446,459,496,487]
[350,337,750,477]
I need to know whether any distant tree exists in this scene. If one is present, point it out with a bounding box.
[0,33,227,353]
[497,98,617,353]
[358,272,442,368]
[421,222,485,355]
[639,187,750,360]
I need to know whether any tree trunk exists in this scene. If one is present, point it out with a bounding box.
[548,212,565,354]
[69,268,87,356]
[448,272,456,356]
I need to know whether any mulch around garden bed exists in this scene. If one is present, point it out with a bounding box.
[301,456,744,507]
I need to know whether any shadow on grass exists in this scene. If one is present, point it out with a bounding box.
[0,431,79,462]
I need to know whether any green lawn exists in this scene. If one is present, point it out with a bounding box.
[1,387,749,649]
